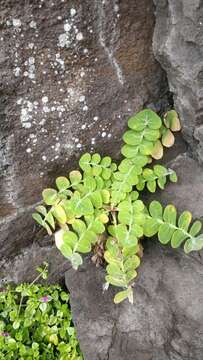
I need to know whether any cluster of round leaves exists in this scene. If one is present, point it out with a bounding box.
[136,164,177,193]
[0,285,83,360]
[122,109,181,161]
[33,109,203,305]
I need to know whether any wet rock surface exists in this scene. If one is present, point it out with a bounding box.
[0,0,166,279]
[153,0,203,162]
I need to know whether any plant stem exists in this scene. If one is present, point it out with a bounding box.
[17,264,48,316]
[112,211,117,226]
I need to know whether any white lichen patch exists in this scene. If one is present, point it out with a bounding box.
[58,32,70,48]
[58,11,85,49]
[28,43,34,49]
[17,98,22,105]
[55,53,65,70]
[29,20,37,29]
[114,4,119,12]
[39,118,46,126]
[43,105,50,113]
[14,47,91,160]
[70,8,77,17]
[58,19,73,49]
[18,99,38,129]
[13,67,21,77]
[29,134,37,144]
[79,95,86,102]
[28,57,35,79]
[20,110,32,128]
[12,19,22,28]
[64,23,71,32]
[55,143,61,151]
[57,105,65,112]
[23,57,36,80]
[76,32,83,41]
[42,96,48,104]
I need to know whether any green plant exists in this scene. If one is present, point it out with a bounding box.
[33,109,203,304]
[0,265,83,359]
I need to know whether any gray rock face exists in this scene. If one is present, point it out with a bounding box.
[66,245,203,360]
[65,154,203,360]
[0,0,166,280]
[153,0,203,162]
[147,153,203,218]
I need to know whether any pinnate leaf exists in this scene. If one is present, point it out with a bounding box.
[162,129,175,148]
[69,170,82,186]
[70,253,83,270]
[143,218,160,237]
[163,205,177,225]
[189,221,202,237]
[32,213,44,226]
[178,211,192,231]
[149,201,163,219]
[184,235,203,253]
[56,177,70,191]
[52,204,67,224]
[42,188,58,205]
[164,110,181,132]
[151,140,163,159]
[158,223,175,244]
[114,288,133,304]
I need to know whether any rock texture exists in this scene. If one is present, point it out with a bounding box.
[147,153,203,218]
[66,245,203,360]
[153,0,203,162]
[65,153,203,360]
[0,0,167,280]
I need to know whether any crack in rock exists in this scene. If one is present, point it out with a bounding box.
[97,0,124,86]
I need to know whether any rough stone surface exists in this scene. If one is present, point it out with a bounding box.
[65,154,203,360]
[153,0,203,162]
[0,0,167,280]
[0,242,71,286]
[147,153,203,219]
[66,245,203,360]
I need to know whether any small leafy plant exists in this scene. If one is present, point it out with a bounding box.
[33,109,203,304]
[0,264,83,359]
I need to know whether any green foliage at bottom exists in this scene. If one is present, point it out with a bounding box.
[0,284,83,360]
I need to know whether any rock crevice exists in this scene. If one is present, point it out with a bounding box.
[153,0,203,162]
